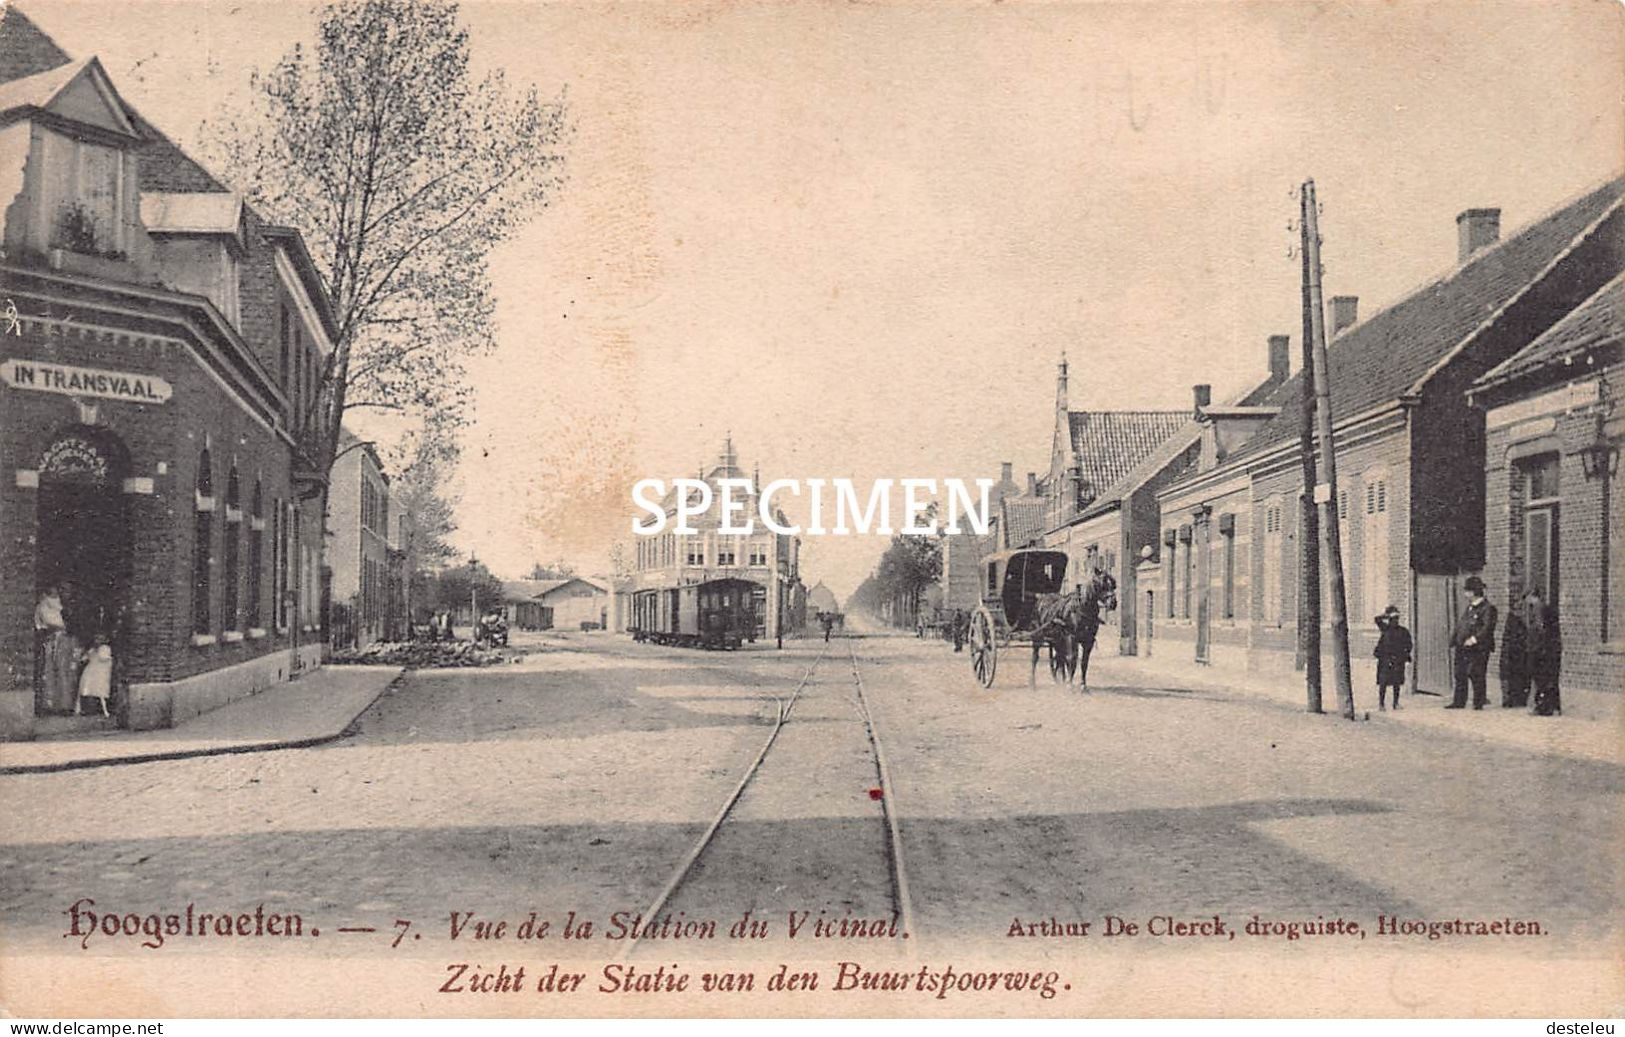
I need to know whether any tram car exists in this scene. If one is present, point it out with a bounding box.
[631,578,765,649]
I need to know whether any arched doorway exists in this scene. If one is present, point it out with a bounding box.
[34,425,133,715]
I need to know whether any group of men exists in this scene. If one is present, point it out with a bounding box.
[1448,575,1562,715]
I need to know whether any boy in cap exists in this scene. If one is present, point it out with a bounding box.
[1373,605,1412,710]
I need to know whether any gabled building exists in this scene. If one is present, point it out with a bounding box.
[1143,179,1625,689]
[1469,273,1624,698]
[0,7,332,737]
[1044,338,1289,655]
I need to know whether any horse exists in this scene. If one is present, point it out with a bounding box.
[1028,570,1118,689]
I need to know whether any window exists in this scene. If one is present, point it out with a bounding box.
[1609,461,1625,641]
[749,543,768,567]
[1261,501,1283,625]
[1164,531,1177,618]
[1519,455,1561,607]
[249,481,264,628]
[1325,488,1355,620]
[223,466,241,632]
[279,306,291,387]
[687,538,706,566]
[1363,473,1391,615]
[271,501,283,630]
[716,541,736,566]
[1221,519,1236,619]
[193,450,214,636]
[292,327,304,422]
[41,130,125,256]
[1181,533,1193,619]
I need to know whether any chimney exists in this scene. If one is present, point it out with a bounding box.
[1457,208,1501,263]
[1268,335,1290,384]
[1329,296,1359,335]
[1000,461,1013,485]
[1192,384,1211,414]
[1026,472,1038,496]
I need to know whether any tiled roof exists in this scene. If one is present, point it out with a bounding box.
[130,110,229,194]
[0,5,69,84]
[1000,495,1049,549]
[1475,273,1625,392]
[502,579,565,601]
[0,7,229,193]
[1226,177,1625,464]
[1068,410,1190,498]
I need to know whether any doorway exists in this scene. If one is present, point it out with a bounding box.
[34,426,132,714]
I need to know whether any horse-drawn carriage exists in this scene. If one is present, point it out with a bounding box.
[967,547,1117,688]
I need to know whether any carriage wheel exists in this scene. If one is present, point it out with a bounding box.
[1048,638,1075,684]
[969,610,997,688]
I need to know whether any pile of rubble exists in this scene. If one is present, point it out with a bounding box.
[328,640,512,668]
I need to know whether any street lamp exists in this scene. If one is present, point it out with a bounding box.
[1579,377,1619,480]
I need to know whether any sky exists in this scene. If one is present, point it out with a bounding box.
[17,0,1623,600]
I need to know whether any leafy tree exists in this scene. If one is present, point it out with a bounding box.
[208,0,570,499]
[429,557,504,615]
[385,415,461,576]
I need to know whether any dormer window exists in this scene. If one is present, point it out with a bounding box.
[40,129,126,258]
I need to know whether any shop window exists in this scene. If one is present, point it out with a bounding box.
[224,466,241,632]
[249,481,264,628]
[193,450,214,637]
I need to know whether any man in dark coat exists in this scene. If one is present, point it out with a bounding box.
[1499,591,1535,708]
[1447,576,1497,710]
[1527,598,1563,716]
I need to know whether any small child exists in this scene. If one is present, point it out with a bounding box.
[76,635,113,718]
[1373,605,1412,711]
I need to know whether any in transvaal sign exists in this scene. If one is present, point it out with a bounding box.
[1,359,172,404]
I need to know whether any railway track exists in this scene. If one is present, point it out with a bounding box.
[632,634,915,950]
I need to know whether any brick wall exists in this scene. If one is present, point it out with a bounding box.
[1483,366,1625,697]
[0,314,304,737]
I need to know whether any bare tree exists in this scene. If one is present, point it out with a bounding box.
[208,0,570,498]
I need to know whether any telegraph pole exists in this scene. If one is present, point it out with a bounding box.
[1297,195,1322,713]
[1300,180,1356,719]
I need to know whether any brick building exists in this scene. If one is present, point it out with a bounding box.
[1041,342,1288,655]
[1470,274,1624,698]
[0,8,330,737]
[327,429,391,649]
[1141,179,1625,693]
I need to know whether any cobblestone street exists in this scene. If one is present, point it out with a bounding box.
[1,631,1620,1011]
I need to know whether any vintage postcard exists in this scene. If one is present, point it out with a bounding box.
[0,0,1621,1020]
